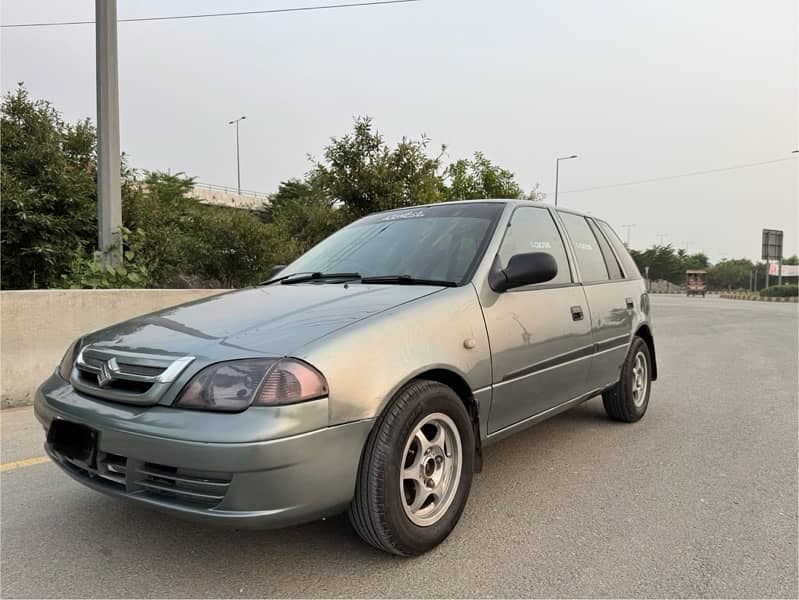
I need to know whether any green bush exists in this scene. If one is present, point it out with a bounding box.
[187,205,276,288]
[123,171,208,285]
[760,285,799,297]
[62,227,151,289]
[1,85,97,289]
[123,171,282,288]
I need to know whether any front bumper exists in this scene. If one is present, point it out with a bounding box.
[34,374,374,529]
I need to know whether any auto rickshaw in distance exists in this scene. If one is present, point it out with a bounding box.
[686,270,708,297]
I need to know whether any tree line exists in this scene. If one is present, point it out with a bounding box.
[1,84,541,289]
[2,84,795,293]
[629,245,797,291]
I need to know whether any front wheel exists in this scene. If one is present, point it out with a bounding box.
[602,336,652,422]
[348,380,474,556]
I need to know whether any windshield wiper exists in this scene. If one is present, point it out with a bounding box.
[278,272,363,285]
[360,275,457,287]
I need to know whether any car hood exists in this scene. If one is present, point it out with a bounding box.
[83,283,443,359]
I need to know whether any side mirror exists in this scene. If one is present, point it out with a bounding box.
[489,252,558,292]
[270,264,287,278]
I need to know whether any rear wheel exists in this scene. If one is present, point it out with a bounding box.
[348,380,474,556]
[602,336,652,422]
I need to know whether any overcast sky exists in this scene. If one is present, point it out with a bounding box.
[2,0,797,261]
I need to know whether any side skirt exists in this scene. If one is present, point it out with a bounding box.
[483,386,607,447]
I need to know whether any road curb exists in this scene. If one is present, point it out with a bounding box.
[719,294,798,303]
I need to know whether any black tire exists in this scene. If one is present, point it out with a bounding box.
[348,379,474,556]
[602,336,652,423]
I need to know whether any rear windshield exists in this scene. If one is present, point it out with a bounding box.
[284,203,504,285]
[596,221,642,279]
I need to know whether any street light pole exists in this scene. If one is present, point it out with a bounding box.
[228,115,246,195]
[621,224,635,247]
[96,0,122,267]
[554,154,578,206]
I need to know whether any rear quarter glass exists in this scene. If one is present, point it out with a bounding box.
[596,221,643,279]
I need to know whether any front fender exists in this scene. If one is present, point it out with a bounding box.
[298,285,492,426]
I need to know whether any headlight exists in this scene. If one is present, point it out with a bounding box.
[58,338,83,381]
[175,358,328,412]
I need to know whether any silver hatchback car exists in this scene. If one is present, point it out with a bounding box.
[36,200,657,555]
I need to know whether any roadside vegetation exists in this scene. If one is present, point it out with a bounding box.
[1,85,542,289]
[629,245,797,291]
[2,84,795,291]
[759,284,799,297]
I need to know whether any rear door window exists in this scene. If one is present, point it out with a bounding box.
[557,212,610,282]
[498,207,572,286]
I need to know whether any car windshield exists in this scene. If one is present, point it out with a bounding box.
[281,203,504,285]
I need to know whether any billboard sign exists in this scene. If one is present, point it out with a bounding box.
[761,229,783,260]
[767,261,798,277]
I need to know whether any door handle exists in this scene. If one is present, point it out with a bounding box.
[625,297,634,309]
[570,305,584,321]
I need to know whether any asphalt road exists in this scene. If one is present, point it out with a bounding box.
[1,296,797,598]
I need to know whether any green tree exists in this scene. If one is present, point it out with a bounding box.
[443,152,523,200]
[629,245,710,284]
[259,179,345,264]
[189,206,275,287]
[709,258,754,290]
[683,251,709,271]
[629,245,684,283]
[122,171,200,284]
[311,117,444,218]
[124,171,279,287]
[1,84,97,289]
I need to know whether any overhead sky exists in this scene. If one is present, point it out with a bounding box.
[2,0,797,261]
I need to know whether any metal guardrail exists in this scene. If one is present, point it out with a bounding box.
[193,182,271,200]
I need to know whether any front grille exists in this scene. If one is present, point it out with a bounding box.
[83,356,105,369]
[76,369,154,394]
[52,448,231,509]
[116,363,166,377]
[80,356,166,378]
[70,347,194,405]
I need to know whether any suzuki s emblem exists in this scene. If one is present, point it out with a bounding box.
[97,358,118,388]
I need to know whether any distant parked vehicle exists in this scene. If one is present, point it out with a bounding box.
[36,200,657,556]
[686,270,708,297]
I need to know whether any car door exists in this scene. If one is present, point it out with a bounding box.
[556,211,633,391]
[482,206,594,435]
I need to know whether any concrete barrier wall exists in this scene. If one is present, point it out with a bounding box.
[719,293,798,302]
[0,289,226,408]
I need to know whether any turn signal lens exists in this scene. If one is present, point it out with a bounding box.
[254,359,328,406]
[58,338,82,381]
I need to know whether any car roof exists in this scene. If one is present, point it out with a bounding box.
[381,198,597,219]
